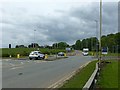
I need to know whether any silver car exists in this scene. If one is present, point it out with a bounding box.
[29,51,45,60]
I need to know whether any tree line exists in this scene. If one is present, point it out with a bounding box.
[15,42,69,49]
[15,32,120,53]
[73,32,120,53]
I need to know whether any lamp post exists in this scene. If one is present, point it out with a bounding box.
[99,0,102,63]
[56,43,58,59]
[95,20,98,59]
[34,30,36,49]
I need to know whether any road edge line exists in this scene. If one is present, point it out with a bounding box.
[47,61,91,89]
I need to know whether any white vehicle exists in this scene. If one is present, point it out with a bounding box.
[82,48,89,56]
[29,51,45,60]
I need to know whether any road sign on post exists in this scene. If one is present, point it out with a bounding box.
[102,47,108,55]
[9,44,11,48]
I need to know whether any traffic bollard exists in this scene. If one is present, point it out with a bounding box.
[17,54,20,59]
[45,54,48,59]
[64,53,66,57]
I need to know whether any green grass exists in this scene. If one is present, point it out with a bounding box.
[60,60,97,89]
[97,60,118,88]
[0,48,66,57]
[104,53,120,56]
[89,51,120,56]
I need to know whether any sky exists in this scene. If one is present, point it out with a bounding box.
[0,0,119,48]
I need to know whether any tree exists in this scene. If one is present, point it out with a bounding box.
[90,37,99,51]
[75,40,82,50]
[15,45,27,48]
[52,43,58,49]
[81,37,98,51]
[114,32,120,46]
[72,44,75,49]
[58,42,69,49]
[81,39,88,49]
[101,33,119,53]
[114,32,120,53]
[52,42,69,49]
[28,43,40,48]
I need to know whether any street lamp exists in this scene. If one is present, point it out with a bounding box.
[34,30,36,48]
[56,43,58,59]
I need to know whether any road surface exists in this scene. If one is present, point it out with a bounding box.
[2,53,93,88]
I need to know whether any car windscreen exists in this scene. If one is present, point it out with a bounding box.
[30,52,38,55]
[84,51,88,53]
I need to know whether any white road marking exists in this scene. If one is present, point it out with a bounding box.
[34,60,40,63]
[35,61,48,63]
[21,62,24,64]
[9,63,15,66]
[10,66,24,70]
[4,59,12,61]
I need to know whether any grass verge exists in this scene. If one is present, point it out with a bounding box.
[59,60,97,89]
[0,48,66,57]
[96,60,118,89]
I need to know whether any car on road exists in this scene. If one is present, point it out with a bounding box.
[29,51,45,60]
[58,52,65,56]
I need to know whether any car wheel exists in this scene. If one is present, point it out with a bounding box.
[38,56,41,60]
[35,57,38,60]
[42,56,45,59]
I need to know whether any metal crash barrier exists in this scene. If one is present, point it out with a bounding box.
[82,62,99,90]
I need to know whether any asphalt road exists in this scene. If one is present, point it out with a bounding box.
[2,53,93,88]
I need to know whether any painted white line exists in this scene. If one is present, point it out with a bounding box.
[21,62,24,64]
[34,60,47,63]
[9,63,15,66]
[3,59,12,61]
[10,66,24,70]
[35,61,42,63]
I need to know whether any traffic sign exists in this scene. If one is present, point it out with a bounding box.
[102,47,108,54]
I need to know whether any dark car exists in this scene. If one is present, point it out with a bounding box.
[58,52,64,56]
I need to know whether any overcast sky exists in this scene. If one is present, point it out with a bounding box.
[0,0,119,48]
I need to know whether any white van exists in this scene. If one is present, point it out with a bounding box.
[82,48,89,56]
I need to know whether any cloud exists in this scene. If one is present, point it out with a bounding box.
[1,1,118,48]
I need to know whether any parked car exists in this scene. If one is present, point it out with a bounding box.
[58,52,64,56]
[29,51,45,60]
